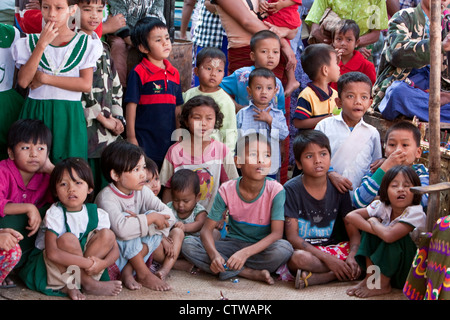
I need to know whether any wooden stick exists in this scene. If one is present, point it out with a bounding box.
[427,0,443,231]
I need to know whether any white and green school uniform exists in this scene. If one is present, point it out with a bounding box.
[12,32,102,163]
[0,24,24,160]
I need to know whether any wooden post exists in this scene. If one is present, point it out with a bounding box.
[427,0,442,231]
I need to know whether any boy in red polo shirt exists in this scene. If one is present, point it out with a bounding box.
[125,17,183,169]
[330,19,376,91]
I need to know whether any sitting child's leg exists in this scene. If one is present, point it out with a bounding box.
[153,227,184,281]
[81,229,123,296]
[0,243,21,287]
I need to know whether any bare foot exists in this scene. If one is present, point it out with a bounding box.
[83,280,123,296]
[284,80,300,97]
[63,287,86,300]
[122,273,142,290]
[155,268,170,281]
[137,272,171,291]
[346,279,365,296]
[239,268,274,285]
[354,280,392,298]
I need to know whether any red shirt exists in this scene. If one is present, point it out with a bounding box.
[330,50,377,91]
[263,0,302,30]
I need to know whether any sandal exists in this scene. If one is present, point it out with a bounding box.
[0,277,16,289]
[295,270,312,289]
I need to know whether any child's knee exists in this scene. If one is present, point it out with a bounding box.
[170,227,185,241]
[57,233,81,252]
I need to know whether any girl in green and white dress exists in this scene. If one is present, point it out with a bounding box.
[12,0,102,164]
[0,23,24,160]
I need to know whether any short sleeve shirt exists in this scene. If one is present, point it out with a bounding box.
[284,175,353,246]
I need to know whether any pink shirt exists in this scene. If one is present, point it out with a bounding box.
[0,159,53,217]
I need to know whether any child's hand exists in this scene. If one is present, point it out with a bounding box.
[162,236,175,258]
[38,157,55,175]
[253,108,273,125]
[324,255,354,281]
[25,0,41,10]
[149,213,171,230]
[226,249,249,271]
[39,21,59,48]
[328,171,353,193]
[381,149,407,171]
[0,229,23,251]
[210,253,226,274]
[369,158,385,173]
[174,221,186,231]
[259,0,270,13]
[30,71,46,90]
[335,48,345,64]
[85,256,104,276]
[25,204,42,237]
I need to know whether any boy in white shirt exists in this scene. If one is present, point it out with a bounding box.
[315,72,382,197]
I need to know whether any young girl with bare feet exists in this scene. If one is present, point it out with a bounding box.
[181,133,293,284]
[19,158,122,300]
[345,165,425,298]
[282,130,361,289]
[95,140,177,291]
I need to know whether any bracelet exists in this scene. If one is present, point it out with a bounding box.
[114,115,126,126]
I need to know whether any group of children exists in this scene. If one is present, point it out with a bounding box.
[0,0,432,300]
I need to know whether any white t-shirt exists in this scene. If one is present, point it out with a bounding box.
[35,203,110,250]
[12,32,102,101]
[367,200,426,231]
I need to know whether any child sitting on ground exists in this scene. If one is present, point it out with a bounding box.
[236,67,289,179]
[167,169,208,238]
[293,44,340,131]
[315,72,382,198]
[183,47,238,154]
[0,119,54,275]
[330,19,376,91]
[95,140,181,291]
[144,156,162,198]
[181,133,294,285]
[20,157,122,300]
[282,130,361,289]
[220,30,286,114]
[353,121,429,209]
[345,165,426,298]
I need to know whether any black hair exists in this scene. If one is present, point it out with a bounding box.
[145,156,159,178]
[39,0,78,5]
[336,71,373,97]
[76,0,106,5]
[131,16,168,53]
[293,130,331,162]
[179,95,224,131]
[248,67,276,87]
[332,19,360,42]
[170,169,200,195]
[50,157,95,203]
[7,119,52,154]
[100,140,145,183]
[195,47,226,68]
[379,165,422,206]
[235,132,271,160]
[300,43,336,81]
[250,30,281,52]
[384,121,421,148]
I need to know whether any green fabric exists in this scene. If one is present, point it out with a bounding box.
[19,203,109,296]
[356,231,417,289]
[19,98,88,164]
